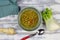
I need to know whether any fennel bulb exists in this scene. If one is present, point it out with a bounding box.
[42,8,60,31]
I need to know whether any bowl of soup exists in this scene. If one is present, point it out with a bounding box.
[18,7,42,31]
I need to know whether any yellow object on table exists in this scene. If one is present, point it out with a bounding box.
[0,28,16,35]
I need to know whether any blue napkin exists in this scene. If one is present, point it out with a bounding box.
[0,0,19,18]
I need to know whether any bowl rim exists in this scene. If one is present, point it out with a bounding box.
[18,7,42,31]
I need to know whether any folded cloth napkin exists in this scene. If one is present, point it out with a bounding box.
[0,0,19,18]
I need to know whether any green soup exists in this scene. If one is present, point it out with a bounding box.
[18,7,40,31]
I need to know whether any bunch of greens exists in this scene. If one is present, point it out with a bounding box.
[42,8,60,31]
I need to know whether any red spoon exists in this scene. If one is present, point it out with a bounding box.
[21,32,37,40]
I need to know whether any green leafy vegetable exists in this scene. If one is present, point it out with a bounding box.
[42,8,60,31]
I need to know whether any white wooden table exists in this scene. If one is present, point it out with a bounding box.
[0,0,60,40]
